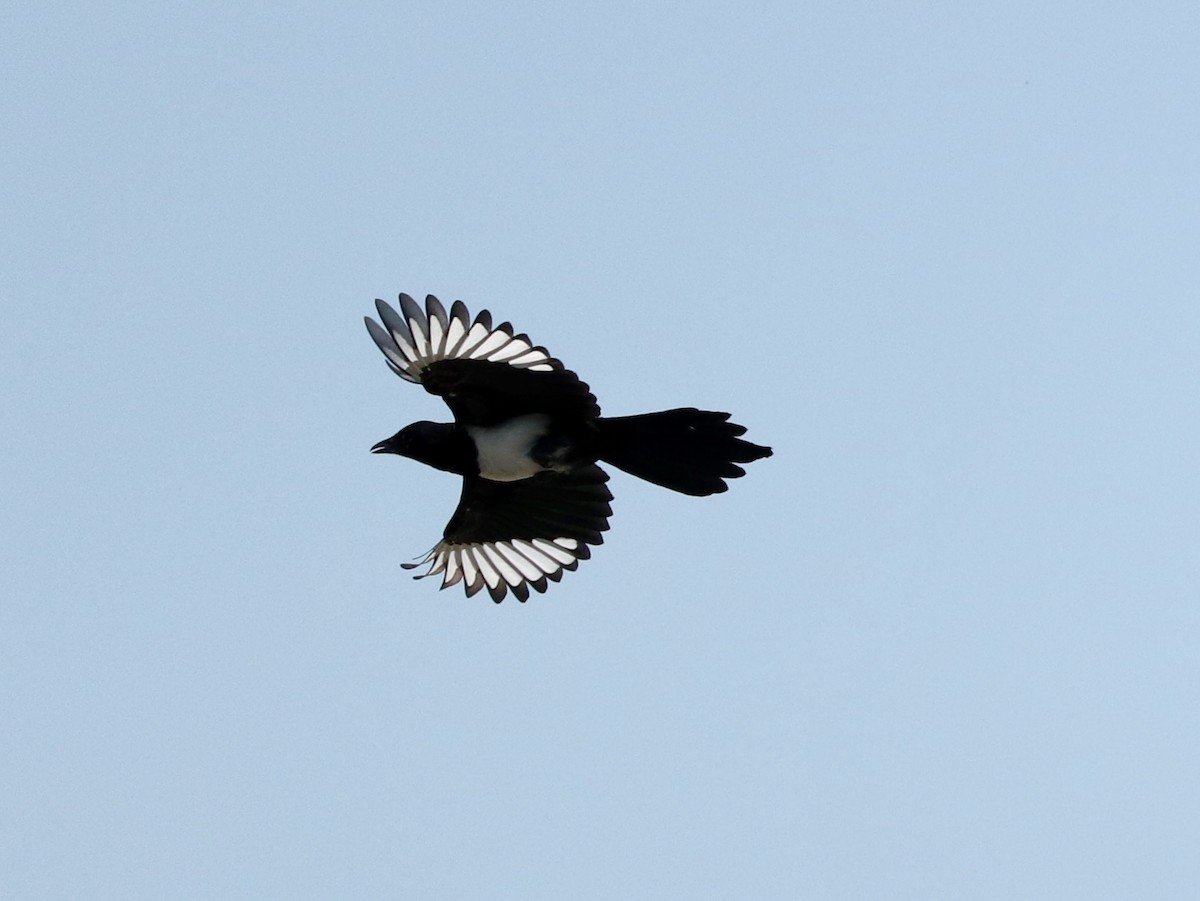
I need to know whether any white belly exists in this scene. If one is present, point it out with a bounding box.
[466,414,551,481]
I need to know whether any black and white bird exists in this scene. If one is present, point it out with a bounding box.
[366,294,772,602]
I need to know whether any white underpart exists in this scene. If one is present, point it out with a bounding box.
[466,414,550,481]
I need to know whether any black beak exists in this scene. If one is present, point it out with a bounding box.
[370,440,391,454]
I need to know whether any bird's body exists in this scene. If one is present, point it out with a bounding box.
[366,294,771,602]
[467,414,557,480]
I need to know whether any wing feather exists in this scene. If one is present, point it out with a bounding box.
[365,294,599,424]
[400,466,612,603]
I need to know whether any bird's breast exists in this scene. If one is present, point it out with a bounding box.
[465,414,552,482]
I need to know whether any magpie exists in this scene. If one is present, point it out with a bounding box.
[366,294,772,602]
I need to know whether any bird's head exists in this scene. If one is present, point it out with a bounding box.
[370,421,470,475]
[370,422,428,458]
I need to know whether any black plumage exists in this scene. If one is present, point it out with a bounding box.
[367,294,772,602]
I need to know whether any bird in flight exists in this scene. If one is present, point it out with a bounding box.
[366,294,772,602]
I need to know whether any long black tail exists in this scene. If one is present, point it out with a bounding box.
[595,407,772,496]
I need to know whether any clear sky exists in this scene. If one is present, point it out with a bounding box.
[4,2,1199,898]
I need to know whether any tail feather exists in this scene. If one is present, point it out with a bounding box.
[596,408,772,496]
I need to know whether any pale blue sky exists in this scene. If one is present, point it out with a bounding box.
[3,2,1199,898]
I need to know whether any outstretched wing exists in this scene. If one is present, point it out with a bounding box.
[365,294,600,426]
[402,465,613,603]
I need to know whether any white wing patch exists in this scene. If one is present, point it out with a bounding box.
[401,536,589,603]
[366,294,561,383]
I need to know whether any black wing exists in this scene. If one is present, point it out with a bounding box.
[401,465,613,603]
[366,294,600,425]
